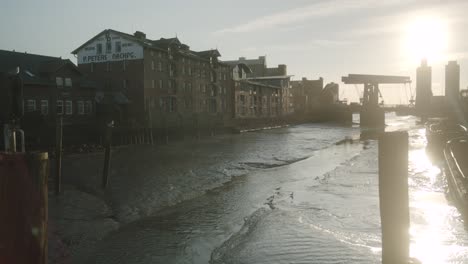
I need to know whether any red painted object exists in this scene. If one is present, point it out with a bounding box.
[0,152,48,264]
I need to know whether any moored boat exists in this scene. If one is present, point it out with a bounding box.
[443,137,468,211]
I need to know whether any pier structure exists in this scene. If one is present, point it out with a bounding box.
[342,74,411,127]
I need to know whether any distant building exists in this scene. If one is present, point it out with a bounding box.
[224,56,293,116]
[321,82,340,105]
[415,59,432,115]
[229,63,282,118]
[72,29,233,131]
[291,77,323,114]
[445,61,460,105]
[0,49,98,146]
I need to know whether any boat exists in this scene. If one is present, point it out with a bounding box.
[426,119,467,151]
[443,137,468,211]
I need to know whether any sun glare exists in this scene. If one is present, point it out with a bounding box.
[403,16,449,65]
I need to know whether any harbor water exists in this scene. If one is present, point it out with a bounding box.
[77,113,468,264]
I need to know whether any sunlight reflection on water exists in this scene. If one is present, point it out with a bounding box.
[409,128,468,263]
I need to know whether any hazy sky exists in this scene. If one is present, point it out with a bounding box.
[2,0,468,104]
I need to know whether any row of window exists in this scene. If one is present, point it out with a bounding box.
[96,42,122,55]
[147,80,227,95]
[56,77,72,88]
[25,99,92,115]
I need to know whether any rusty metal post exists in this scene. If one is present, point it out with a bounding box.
[379,131,409,264]
[0,152,49,264]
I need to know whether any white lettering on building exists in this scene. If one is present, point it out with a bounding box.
[77,32,143,64]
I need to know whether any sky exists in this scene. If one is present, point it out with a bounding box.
[2,0,468,104]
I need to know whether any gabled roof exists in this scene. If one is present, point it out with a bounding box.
[0,49,82,85]
[196,49,221,58]
[71,29,167,54]
[152,37,181,48]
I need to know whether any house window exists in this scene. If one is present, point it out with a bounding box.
[40,100,48,115]
[77,101,84,115]
[115,41,121,53]
[26,99,36,112]
[65,100,72,115]
[96,43,102,54]
[84,101,92,114]
[56,100,63,115]
[56,77,63,88]
[159,80,163,89]
[65,78,72,87]
[106,42,112,53]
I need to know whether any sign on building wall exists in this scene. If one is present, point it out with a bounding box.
[77,32,143,64]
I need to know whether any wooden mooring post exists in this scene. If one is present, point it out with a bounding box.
[55,116,63,195]
[0,152,49,264]
[102,123,113,189]
[378,131,410,264]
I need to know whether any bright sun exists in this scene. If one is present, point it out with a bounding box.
[403,16,449,65]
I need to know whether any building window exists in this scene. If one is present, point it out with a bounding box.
[56,77,63,88]
[56,100,63,115]
[151,51,154,56]
[182,66,185,75]
[96,43,102,54]
[84,101,92,114]
[188,67,192,76]
[106,62,111,72]
[106,42,112,53]
[26,99,36,112]
[40,100,48,115]
[77,101,84,115]
[188,82,192,93]
[65,78,72,87]
[158,62,162,72]
[123,60,126,71]
[65,100,72,115]
[90,63,94,72]
[158,52,162,58]
[115,41,122,53]
[152,79,155,89]
[159,80,163,89]
[151,60,155,70]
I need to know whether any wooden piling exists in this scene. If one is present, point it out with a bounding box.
[101,126,112,189]
[55,116,63,195]
[379,131,409,264]
[0,152,49,264]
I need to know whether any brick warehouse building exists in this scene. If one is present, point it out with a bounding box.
[224,56,293,116]
[72,29,234,137]
[0,50,98,148]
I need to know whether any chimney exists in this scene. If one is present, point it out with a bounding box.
[278,64,287,75]
[134,31,146,39]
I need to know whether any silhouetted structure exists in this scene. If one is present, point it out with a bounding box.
[445,61,460,106]
[342,74,411,126]
[291,77,323,114]
[416,59,432,116]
